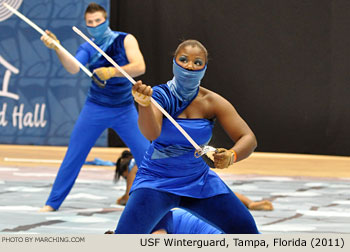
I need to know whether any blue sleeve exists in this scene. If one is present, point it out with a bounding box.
[128,158,136,172]
[194,219,223,234]
[172,209,223,234]
[75,42,95,66]
[152,85,171,113]
[152,84,193,118]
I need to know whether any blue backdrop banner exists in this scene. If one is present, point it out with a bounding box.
[0,0,109,146]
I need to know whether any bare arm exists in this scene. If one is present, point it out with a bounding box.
[115,34,145,78]
[212,94,257,164]
[234,192,253,208]
[93,34,146,80]
[151,229,168,234]
[54,49,80,74]
[116,164,138,205]
[40,30,80,74]
[132,81,163,141]
[125,164,137,196]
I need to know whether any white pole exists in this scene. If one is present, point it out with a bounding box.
[3,3,93,78]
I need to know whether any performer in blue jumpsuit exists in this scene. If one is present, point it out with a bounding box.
[39,3,149,211]
[114,40,259,233]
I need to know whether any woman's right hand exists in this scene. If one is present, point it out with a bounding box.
[132,80,153,107]
[213,148,236,168]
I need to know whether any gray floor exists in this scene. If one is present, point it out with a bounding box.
[0,165,349,234]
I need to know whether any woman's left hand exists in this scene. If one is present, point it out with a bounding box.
[213,148,235,169]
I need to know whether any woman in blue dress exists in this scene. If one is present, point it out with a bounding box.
[114,39,259,234]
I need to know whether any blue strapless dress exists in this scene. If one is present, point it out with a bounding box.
[130,85,230,198]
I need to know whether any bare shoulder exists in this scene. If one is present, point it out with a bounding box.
[123,34,144,67]
[199,87,232,107]
[198,87,235,119]
[124,34,138,46]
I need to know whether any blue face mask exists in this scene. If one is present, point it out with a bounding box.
[87,20,109,40]
[168,59,207,101]
[86,19,117,66]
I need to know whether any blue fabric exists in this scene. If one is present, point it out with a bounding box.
[171,209,222,234]
[75,31,132,107]
[86,20,111,42]
[114,83,258,234]
[150,84,197,118]
[86,20,118,66]
[45,100,149,210]
[130,85,229,198]
[84,158,115,166]
[128,158,136,172]
[152,211,174,233]
[153,209,223,234]
[115,188,259,234]
[167,59,207,101]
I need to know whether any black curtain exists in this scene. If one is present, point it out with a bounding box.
[109,0,350,156]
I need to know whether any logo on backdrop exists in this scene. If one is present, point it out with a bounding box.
[0,0,23,22]
[0,55,46,130]
[0,55,19,100]
[0,0,46,130]
[0,0,109,146]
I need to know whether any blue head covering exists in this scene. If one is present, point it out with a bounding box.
[167,59,207,102]
[86,20,118,65]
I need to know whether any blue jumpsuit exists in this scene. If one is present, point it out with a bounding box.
[114,84,259,234]
[45,31,149,210]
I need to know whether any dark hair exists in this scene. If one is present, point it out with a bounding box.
[84,2,107,19]
[114,150,133,183]
[174,39,208,63]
